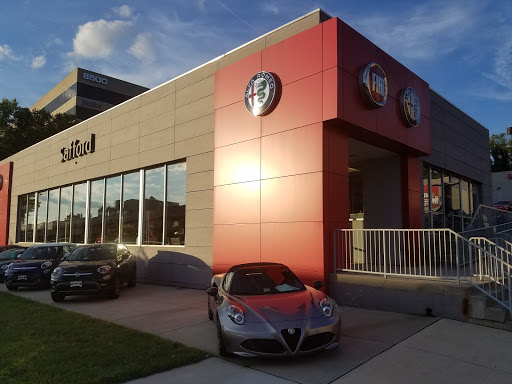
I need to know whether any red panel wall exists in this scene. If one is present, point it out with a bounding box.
[213,17,431,286]
[0,162,13,245]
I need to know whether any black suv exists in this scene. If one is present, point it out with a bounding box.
[4,243,76,290]
[50,244,136,302]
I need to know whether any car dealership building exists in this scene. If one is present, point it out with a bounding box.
[0,9,492,289]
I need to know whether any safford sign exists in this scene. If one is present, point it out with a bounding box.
[60,134,95,162]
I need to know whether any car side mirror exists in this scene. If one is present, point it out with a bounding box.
[61,253,70,262]
[207,287,218,296]
[313,280,323,290]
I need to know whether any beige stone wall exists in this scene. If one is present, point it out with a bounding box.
[1,9,327,288]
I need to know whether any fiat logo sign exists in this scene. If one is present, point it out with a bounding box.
[244,71,280,116]
[359,63,388,108]
[400,87,421,127]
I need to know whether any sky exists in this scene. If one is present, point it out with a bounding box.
[0,0,510,136]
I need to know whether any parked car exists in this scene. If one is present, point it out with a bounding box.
[4,243,76,290]
[493,201,512,211]
[50,243,136,302]
[0,248,26,283]
[0,244,25,253]
[207,262,341,357]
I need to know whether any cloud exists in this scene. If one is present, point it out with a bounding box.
[0,44,17,61]
[347,0,482,61]
[31,55,46,69]
[114,5,133,18]
[196,0,206,11]
[71,19,133,59]
[262,2,279,15]
[129,33,156,62]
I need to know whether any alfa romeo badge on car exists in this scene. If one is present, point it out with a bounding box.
[244,71,280,116]
[400,87,421,127]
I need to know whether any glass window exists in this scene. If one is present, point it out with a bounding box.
[166,162,186,245]
[47,189,59,243]
[104,176,121,243]
[122,172,140,244]
[35,191,48,242]
[59,187,72,242]
[143,167,164,245]
[431,169,443,213]
[461,180,470,216]
[17,195,27,242]
[423,166,430,213]
[72,183,87,243]
[26,193,36,242]
[89,180,104,243]
[451,176,461,215]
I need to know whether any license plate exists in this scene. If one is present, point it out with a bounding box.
[70,281,82,287]
[18,275,27,281]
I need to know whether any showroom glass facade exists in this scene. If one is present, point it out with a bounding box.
[423,163,480,232]
[16,161,186,245]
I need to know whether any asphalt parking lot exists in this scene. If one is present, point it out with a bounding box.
[2,283,512,384]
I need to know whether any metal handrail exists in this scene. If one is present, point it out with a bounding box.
[334,228,512,316]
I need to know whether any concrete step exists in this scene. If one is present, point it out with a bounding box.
[469,294,509,322]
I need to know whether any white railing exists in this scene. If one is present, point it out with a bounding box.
[334,229,512,315]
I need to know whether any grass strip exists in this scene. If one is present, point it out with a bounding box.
[0,292,208,384]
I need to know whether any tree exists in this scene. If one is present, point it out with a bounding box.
[489,133,512,172]
[0,98,78,161]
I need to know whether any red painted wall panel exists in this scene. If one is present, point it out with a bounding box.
[322,17,340,71]
[215,101,261,148]
[262,24,322,86]
[0,162,12,245]
[262,73,323,136]
[214,139,260,186]
[214,181,260,224]
[213,224,261,274]
[260,221,324,273]
[261,123,323,179]
[261,173,323,223]
[215,51,262,110]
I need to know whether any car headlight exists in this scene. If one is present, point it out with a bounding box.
[52,267,62,276]
[1,264,9,270]
[319,297,334,318]
[97,265,111,274]
[41,261,52,269]
[227,303,245,325]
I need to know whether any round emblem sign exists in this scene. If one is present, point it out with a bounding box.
[359,63,388,108]
[244,71,279,116]
[400,87,421,127]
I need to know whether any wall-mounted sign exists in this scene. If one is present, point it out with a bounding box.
[0,175,3,191]
[359,63,388,108]
[83,73,108,85]
[400,87,421,127]
[61,134,96,162]
[244,71,280,116]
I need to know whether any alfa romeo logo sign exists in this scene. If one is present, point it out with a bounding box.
[400,87,421,127]
[244,71,279,116]
[359,63,388,108]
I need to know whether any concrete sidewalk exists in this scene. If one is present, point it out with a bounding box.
[2,283,511,383]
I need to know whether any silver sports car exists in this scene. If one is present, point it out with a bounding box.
[207,262,341,357]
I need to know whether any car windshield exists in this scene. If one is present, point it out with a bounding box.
[67,245,117,261]
[229,266,306,295]
[0,249,20,261]
[19,246,63,260]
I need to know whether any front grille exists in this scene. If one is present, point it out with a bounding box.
[241,339,286,354]
[299,332,335,352]
[281,328,301,352]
